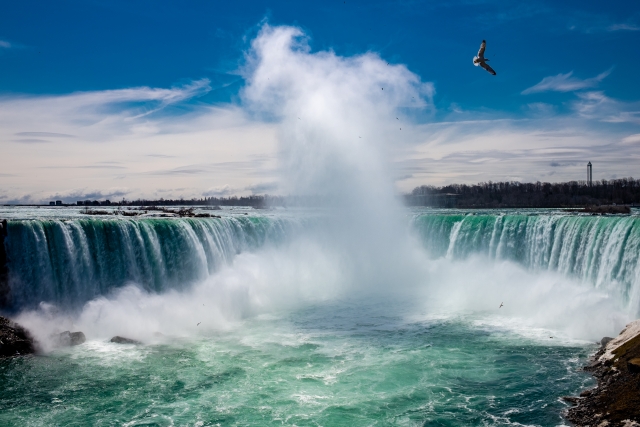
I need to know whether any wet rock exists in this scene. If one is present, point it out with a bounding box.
[601,336,615,347]
[562,396,581,405]
[56,331,86,346]
[580,388,594,397]
[110,336,141,345]
[0,316,37,358]
[565,320,640,426]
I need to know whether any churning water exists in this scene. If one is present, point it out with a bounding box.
[1,206,638,426]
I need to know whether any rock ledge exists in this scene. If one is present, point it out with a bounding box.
[0,316,37,358]
[565,320,640,426]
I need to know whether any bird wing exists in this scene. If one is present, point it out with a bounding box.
[477,40,486,59]
[480,62,496,75]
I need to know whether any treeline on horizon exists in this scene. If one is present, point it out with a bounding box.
[406,178,640,208]
[24,178,640,209]
[114,195,287,208]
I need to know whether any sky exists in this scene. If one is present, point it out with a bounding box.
[1,0,639,204]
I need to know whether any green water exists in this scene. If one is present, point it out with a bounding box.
[0,300,594,427]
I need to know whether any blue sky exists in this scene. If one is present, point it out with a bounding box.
[1,0,639,203]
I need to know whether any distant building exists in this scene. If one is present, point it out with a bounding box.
[587,162,593,187]
[77,201,84,205]
[49,201,55,206]
[55,200,62,206]
[84,200,92,206]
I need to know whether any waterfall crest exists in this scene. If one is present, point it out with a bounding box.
[413,213,640,313]
[3,216,297,310]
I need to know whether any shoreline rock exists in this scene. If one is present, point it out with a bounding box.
[0,315,37,358]
[565,320,640,426]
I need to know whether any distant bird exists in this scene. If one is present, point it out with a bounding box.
[499,302,503,308]
[473,40,496,75]
[197,322,201,326]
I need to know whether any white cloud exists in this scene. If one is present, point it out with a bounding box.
[203,185,235,197]
[0,40,11,48]
[1,24,639,204]
[522,69,612,94]
[572,91,640,124]
[608,23,640,31]
[394,117,640,190]
[0,78,279,204]
[621,134,640,145]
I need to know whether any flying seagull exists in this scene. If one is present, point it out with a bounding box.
[473,40,496,75]
[197,322,201,326]
[499,302,503,308]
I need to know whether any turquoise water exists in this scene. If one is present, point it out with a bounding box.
[1,207,636,426]
[0,299,594,426]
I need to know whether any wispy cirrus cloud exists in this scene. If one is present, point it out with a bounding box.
[608,23,640,32]
[396,116,640,189]
[12,138,51,144]
[572,91,640,124]
[0,77,278,204]
[0,40,12,48]
[0,79,212,144]
[15,132,75,138]
[522,69,612,94]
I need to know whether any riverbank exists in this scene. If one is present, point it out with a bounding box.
[565,320,640,426]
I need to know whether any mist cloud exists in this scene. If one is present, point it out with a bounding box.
[242,24,433,200]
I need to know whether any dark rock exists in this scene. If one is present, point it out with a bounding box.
[56,331,86,346]
[601,336,614,347]
[0,219,9,308]
[110,336,141,345]
[561,396,581,405]
[0,315,37,358]
[565,322,640,426]
[579,388,594,397]
[628,357,640,374]
[584,205,631,214]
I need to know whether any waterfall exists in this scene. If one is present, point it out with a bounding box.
[413,213,640,313]
[4,211,640,317]
[2,216,298,311]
